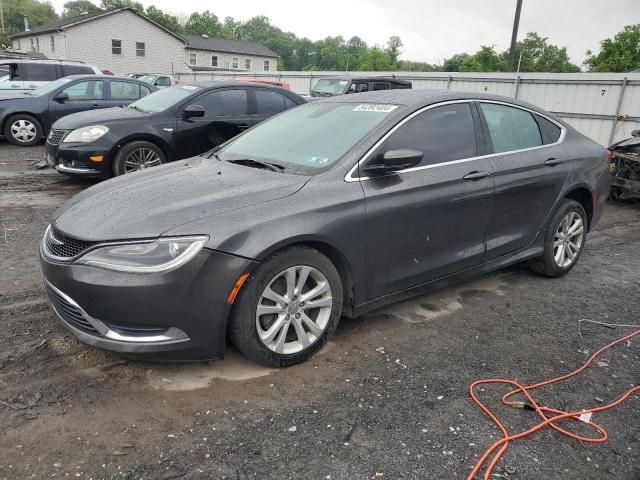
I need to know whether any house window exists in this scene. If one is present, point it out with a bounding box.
[112,39,122,55]
[50,35,55,52]
[263,60,270,71]
[245,58,252,70]
[211,55,218,67]
[136,42,145,57]
[36,37,40,52]
[232,57,239,69]
[30,38,34,51]
[16,39,20,49]
[189,53,197,65]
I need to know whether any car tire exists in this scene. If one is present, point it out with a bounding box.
[228,246,343,367]
[5,114,43,147]
[113,140,166,177]
[530,199,587,278]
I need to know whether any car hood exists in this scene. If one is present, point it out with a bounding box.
[53,106,151,129]
[52,156,310,242]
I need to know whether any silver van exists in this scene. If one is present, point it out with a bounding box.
[0,59,101,93]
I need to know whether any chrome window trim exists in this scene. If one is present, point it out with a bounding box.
[344,99,567,183]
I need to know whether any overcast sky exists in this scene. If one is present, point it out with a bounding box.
[47,0,639,66]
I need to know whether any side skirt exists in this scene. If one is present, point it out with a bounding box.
[349,242,544,319]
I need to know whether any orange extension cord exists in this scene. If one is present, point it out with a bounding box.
[467,328,640,480]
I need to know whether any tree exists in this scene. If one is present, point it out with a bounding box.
[145,5,182,33]
[184,10,223,37]
[442,53,471,72]
[62,0,100,18]
[356,47,394,71]
[386,35,403,66]
[585,25,640,72]
[511,32,579,72]
[2,0,57,35]
[458,46,506,72]
[99,0,142,11]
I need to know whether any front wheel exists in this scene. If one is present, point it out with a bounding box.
[530,199,587,277]
[113,140,166,177]
[228,246,343,367]
[5,114,43,146]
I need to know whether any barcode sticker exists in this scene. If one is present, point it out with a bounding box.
[353,104,398,113]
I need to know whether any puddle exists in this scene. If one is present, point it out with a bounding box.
[380,274,507,323]
[147,350,275,391]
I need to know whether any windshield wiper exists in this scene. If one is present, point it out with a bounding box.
[226,158,285,172]
[129,104,147,113]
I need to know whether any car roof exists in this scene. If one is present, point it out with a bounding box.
[0,59,92,65]
[61,74,151,81]
[184,80,305,99]
[314,89,567,125]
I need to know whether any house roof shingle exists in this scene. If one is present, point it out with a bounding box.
[12,9,122,38]
[180,34,278,58]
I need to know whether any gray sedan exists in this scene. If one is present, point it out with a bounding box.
[40,90,610,366]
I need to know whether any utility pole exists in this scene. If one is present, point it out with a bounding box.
[507,0,523,72]
[0,0,5,34]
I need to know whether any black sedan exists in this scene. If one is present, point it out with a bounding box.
[0,75,155,146]
[40,90,610,366]
[46,82,306,178]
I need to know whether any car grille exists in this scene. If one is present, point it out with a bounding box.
[45,227,96,259]
[45,283,99,335]
[48,129,67,145]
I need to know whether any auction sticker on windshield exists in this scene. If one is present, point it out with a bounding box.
[353,104,398,113]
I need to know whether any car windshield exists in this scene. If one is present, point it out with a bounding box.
[217,102,398,174]
[30,77,74,96]
[138,75,156,84]
[311,79,349,96]
[129,85,199,113]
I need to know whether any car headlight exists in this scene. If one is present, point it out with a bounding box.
[62,125,109,143]
[75,236,208,273]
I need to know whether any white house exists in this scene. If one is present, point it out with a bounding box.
[11,7,278,75]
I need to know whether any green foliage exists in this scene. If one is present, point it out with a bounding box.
[184,10,222,37]
[145,5,182,33]
[99,0,142,10]
[513,32,580,72]
[2,0,58,35]
[585,25,640,72]
[459,46,506,72]
[62,0,100,18]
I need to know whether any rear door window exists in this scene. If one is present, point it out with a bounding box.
[109,81,142,100]
[255,90,286,114]
[196,89,248,116]
[535,115,562,144]
[479,103,542,153]
[155,76,172,87]
[62,65,94,76]
[372,82,390,91]
[61,80,104,100]
[348,82,369,93]
[376,102,477,167]
[21,63,58,81]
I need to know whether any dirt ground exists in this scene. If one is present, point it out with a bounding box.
[0,143,638,480]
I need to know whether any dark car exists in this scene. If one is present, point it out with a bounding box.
[40,90,610,367]
[310,76,412,97]
[0,75,155,146]
[608,129,640,199]
[46,82,306,178]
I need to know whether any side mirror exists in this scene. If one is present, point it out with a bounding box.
[53,92,69,103]
[183,104,205,118]
[631,129,640,137]
[362,149,423,175]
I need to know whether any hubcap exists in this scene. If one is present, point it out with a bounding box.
[10,119,36,143]
[124,148,161,173]
[553,211,584,268]
[256,265,333,355]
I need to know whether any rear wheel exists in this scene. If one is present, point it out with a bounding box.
[530,199,587,277]
[113,140,166,177]
[5,114,42,146]
[228,246,343,367]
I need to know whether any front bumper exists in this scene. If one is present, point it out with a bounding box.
[41,246,258,360]
[46,139,111,179]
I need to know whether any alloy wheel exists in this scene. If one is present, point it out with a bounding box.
[10,119,37,143]
[123,148,162,173]
[553,211,584,268]
[256,265,333,355]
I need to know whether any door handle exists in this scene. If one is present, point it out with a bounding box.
[237,124,251,130]
[544,157,565,166]
[463,171,492,181]
[90,104,102,108]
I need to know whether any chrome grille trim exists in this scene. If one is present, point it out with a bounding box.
[47,129,67,145]
[42,225,96,261]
